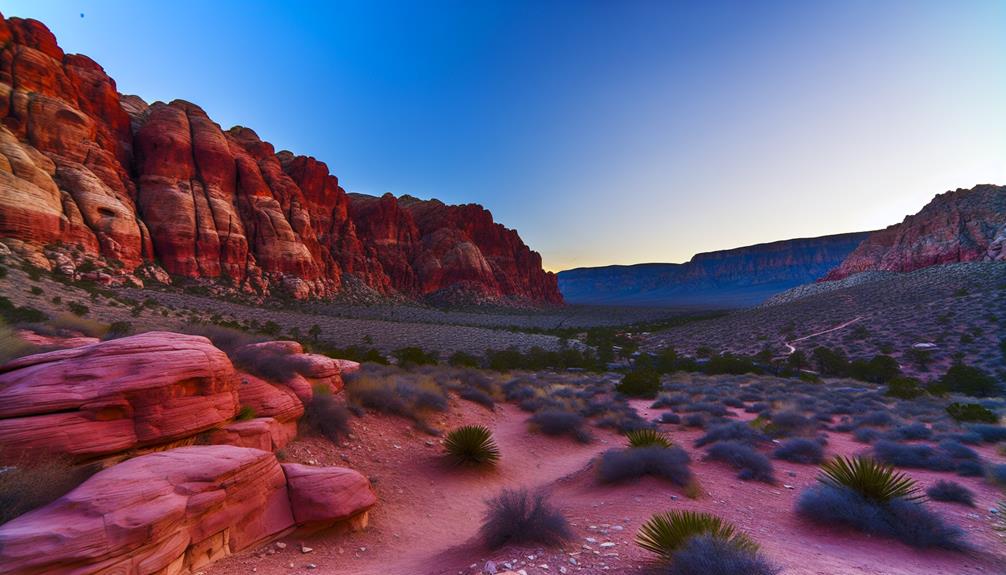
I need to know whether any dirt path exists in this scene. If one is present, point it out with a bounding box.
[781,316,864,356]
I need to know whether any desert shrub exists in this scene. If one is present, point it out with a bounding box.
[765,411,815,437]
[853,428,880,443]
[597,447,692,486]
[946,402,998,423]
[745,402,769,414]
[812,346,849,376]
[626,428,672,448]
[660,412,681,424]
[0,456,97,524]
[0,321,37,364]
[444,424,500,466]
[695,422,767,448]
[722,397,744,408]
[849,355,902,384]
[458,386,495,409]
[529,410,592,443]
[954,460,985,478]
[705,441,774,482]
[872,440,954,471]
[937,439,979,460]
[616,370,660,398]
[683,413,706,428]
[965,423,1006,443]
[232,345,301,382]
[818,455,921,502]
[796,483,966,549]
[393,346,438,367]
[104,320,133,339]
[448,351,481,368]
[67,302,89,317]
[345,367,448,431]
[666,535,779,575]
[0,297,47,324]
[886,377,925,400]
[182,324,263,354]
[703,354,760,375]
[680,402,728,417]
[989,463,1006,487]
[937,363,1000,397]
[300,392,352,442]
[773,438,824,464]
[635,510,757,562]
[925,480,975,506]
[852,410,894,428]
[885,423,932,441]
[480,488,572,550]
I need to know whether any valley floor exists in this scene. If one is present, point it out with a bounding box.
[205,396,1005,575]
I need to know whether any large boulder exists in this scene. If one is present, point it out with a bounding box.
[0,331,239,462]
[0,446,375,575]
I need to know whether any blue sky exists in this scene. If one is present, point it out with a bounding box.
[5,1,1005,271]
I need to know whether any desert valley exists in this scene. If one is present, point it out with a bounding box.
[0,5,1004,575]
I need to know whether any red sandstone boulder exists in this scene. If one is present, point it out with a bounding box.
[0,446,375,575]
[283,463,377,526]
[0,331,238,462]
[210,417,297,452]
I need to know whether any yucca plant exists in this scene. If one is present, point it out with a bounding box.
[626,428,672,449]
[818,455,922,503]
[444,424,500,466]
[635,510,757,561]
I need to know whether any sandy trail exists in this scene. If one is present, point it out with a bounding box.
[781,316,864,356]
[207,394,1006,575]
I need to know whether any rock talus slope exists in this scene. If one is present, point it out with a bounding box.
[0,14,560,303]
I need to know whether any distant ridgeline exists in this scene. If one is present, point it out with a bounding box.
[559,184,1006,308]
[558,232,871,308]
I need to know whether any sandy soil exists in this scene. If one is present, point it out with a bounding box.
[205,397,1006,575]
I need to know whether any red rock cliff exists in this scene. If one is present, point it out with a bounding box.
[0,15,561,304]
[824,184,1006,280]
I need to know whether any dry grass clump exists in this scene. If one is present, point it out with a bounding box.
[480,488,572,550]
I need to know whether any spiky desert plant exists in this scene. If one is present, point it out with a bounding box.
[635,510,757,561]
[626,428,672,449]
[444,424,500,466]
[818,455,922,503]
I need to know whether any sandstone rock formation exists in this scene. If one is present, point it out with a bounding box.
[0,332,354,461]
[0,14,560,304]
[824,184,1006,280]
[0,446,375,575]
[0,331,238,462]
[558,232,871,307]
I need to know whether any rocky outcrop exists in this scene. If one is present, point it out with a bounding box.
[0,14,560,304]
[825,184,1006,280]
[0,331,239,462]
[558,232,871,307]
[0,446,375,575]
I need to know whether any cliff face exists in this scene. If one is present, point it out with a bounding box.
[558,232,871,307]
[824,184,1006,280]
[0,15,561,304]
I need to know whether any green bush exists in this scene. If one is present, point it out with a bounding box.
[29,286,42,295]
[704,354,761,375]
[817,456,921,503]
[106,321,133,338]
[849,355,901,384]
[635,510,757,561]
[885,377,924,400]
[448,351,481,368]
[393,346,439,367]
[945,402,998,423]
[444,424,500,466]
[937,363,999,397]
[0,297,47,324]
[812,346,849,376]
[67,302,89,317]
[616,370,660,398]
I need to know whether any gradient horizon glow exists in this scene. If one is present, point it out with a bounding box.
[6,1,1004,272]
